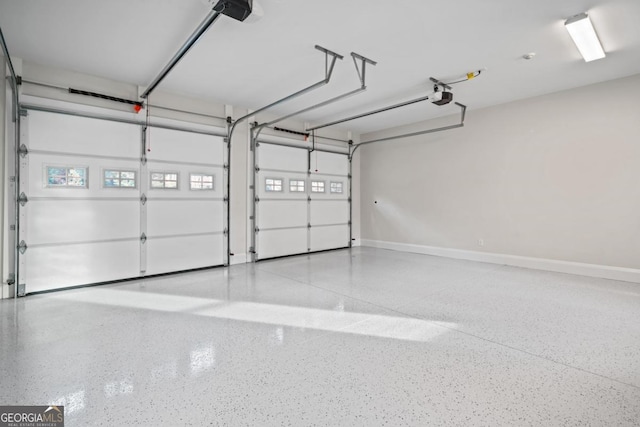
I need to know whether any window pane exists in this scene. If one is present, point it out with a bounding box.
[104,178,119,187]
[68,168,85,178]
[104,170,120,179]
[192,175,203,182]
[165,181,177,189]
[68,178,85,187]
[203,176,213,183]
[121,179,135,187]
[202,182,213,189]
[49,176,66,186]
[151,173,164,180]
[48,167,66,177]
[166,174,177,181]
[151,180,164,188]
[121,171,135,179]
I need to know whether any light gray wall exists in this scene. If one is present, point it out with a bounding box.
[360,74,640,270]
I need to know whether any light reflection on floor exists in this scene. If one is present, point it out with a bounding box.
[51,288,456,343]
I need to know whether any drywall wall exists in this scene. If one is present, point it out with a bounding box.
[359,74,640,277]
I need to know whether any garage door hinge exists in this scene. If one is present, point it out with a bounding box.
[18,240,27,254]
[18,144,29,157]
[18,192,28,206]
[254,166,260,172]
[254,227,260,233]
[223,163,229,170]
[308,196,311,202]
[140,194,147,205]
[308,223,312,228]
[223,228,228,236]
[140,233,147,244]
[255,197,260,202]
[348,197,352,202]
[223,196,229,202]
[141,156,147,165]
[348,174,352,179]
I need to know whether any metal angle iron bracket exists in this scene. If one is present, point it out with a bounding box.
[228,45,344,133]
[252,51,378,135]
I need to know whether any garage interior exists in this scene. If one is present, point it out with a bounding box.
[1,0,639,425]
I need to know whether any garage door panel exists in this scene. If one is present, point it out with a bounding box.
[147,200,223,236]
[27,241,140,293]
[146,128,224,164]
[146,164,223,199]
[258,229,308,260]
[258,201,307,230]
[28,153,140,199]
[257,143,308,171]
[146,235,224,275]
[28,200,139,244]
[28,110,140,157]
[310,200,349,226]
[310,225,349,252]
[257,171,308,199]
[309,151,348,175]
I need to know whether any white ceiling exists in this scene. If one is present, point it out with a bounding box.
[1,0,639,133]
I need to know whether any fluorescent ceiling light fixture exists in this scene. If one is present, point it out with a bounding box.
[564,13,606,62]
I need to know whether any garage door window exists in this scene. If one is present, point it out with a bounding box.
[151,172,179,189]
[190,173,214,190]
[289,180,305,192]
[46,166,88,188]
[104,169,137,188]
[265,178,283,192]
[330,181,343,194]
[311,181,325,193]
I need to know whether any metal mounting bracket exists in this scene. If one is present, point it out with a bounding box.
[429,77,452,91]
[140,233,147,244]
[18,144,28,158]
[140,194,147,205]
[351,52,377,88]
[315,44,344,81]
[18,240,27,254]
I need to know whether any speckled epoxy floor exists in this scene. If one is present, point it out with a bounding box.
[1,247,639,426]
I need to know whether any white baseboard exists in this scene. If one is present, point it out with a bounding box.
[230,253,248,265]
[360,239,640,283]
[351,239,362,247]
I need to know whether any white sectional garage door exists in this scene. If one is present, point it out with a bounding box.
[254,141,350,260]
[19,109,225,293]
[143,127,225,275]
